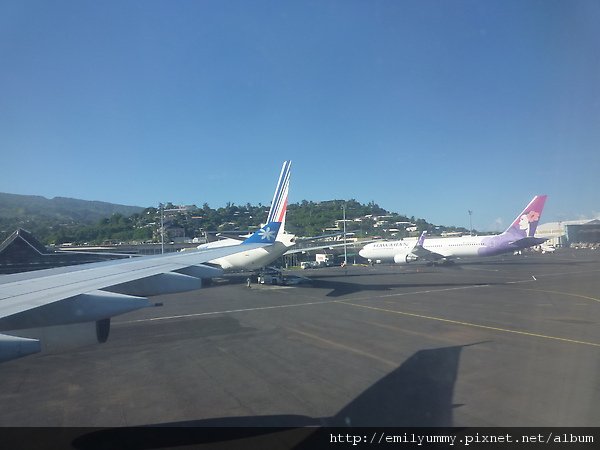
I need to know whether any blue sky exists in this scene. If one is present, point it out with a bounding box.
[1,0,598,231]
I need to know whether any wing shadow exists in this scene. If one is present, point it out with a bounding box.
[72,344,470,449]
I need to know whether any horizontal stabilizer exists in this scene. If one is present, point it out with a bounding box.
[509,236,548,248]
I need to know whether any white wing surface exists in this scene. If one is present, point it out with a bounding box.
[0,242,269,362]
[0,244,266,319]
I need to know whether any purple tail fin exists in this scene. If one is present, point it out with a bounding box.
[504,195,547,238]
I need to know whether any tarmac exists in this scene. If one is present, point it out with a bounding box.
[0,249,599,433]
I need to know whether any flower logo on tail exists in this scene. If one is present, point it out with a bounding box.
[518,210,541,237]
[258,226,275,241]
[527,210,540,223]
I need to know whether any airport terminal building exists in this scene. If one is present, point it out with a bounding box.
[0,228,130,274]
[537,219,600,248]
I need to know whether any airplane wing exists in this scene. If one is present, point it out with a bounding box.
[0,224,279,363]
[407,231,445,262]
[284,239,378,256]
[0,243,266,321]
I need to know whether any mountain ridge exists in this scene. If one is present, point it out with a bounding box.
[0,192,144,222]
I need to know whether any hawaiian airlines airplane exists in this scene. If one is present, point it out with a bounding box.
[359,195,548,264]
[199,160,296,270]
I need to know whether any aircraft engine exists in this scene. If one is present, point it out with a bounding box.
[1,319,113,362]
[393,253,419,264]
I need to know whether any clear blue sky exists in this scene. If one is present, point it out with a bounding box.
[1,0,598,231]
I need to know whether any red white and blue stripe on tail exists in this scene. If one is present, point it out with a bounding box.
[242,161,291,245]
[266,160,291,224]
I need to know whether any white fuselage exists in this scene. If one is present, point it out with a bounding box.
[197,238,243,250]
[207,234,296,270]
[360,235,489,262]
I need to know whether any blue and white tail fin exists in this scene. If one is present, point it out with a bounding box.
[242,222,282,245]
[265,160,291,233]
[242,161,290,245]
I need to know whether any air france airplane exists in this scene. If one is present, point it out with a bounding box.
[0,214,283,363]
[198,160,295,270]
[359,195,548,264]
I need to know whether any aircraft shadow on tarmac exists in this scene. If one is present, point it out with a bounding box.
[72,344,470,449]
[455,258,594,267]
[298,277,499,298]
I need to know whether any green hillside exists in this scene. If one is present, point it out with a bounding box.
[0,193,469,245]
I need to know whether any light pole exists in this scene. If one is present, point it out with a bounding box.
[343,203,348,266]
[160,203,165,254]
[468,210,473,236]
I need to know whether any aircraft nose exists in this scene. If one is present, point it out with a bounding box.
[358,248,366,258]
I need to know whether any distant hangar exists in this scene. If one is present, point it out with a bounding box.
[537,219,600,247]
